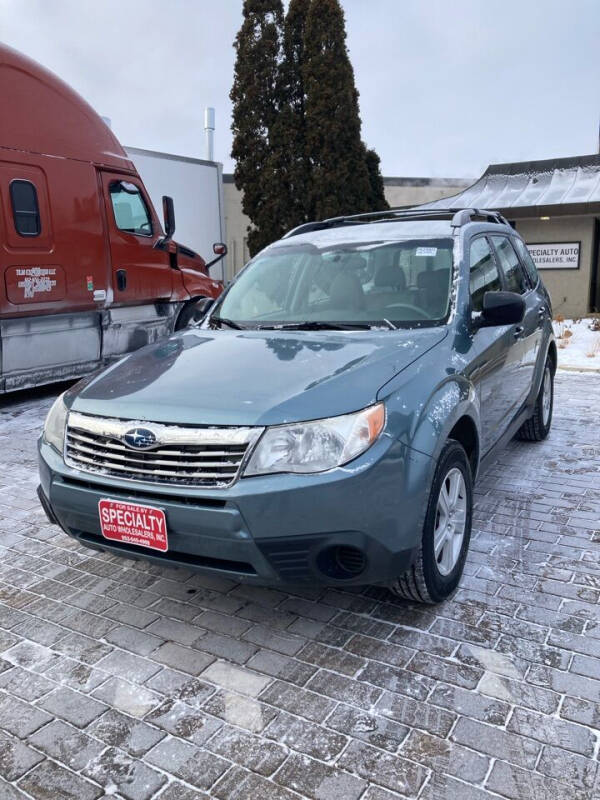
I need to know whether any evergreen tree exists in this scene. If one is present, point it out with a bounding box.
[271,0,312,233]
[303,0,378,219]
[230,0,388,253]
[364,147,389,211]
[230,0,284,255]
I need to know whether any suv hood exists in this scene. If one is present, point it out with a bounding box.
[72,328,447,426]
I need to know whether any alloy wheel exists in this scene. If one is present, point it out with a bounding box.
[433,467,467,576]
[542,366,552,427]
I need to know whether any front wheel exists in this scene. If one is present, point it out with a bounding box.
[517,357,554,442]
[175,297,210,331]
[389,440,473,604]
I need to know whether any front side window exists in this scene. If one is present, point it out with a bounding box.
[216,238,454,329]
[469,237,501,312]
[10,180,41,236]
[491,235,528,294]
[109,181,152,236]
[513,237,539,288]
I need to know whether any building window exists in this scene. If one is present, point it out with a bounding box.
[10,180,41,236]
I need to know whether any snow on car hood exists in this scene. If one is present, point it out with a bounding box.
[72,327,448,426]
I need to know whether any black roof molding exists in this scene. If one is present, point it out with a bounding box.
[482,153,600,177]
[383,176,471,187]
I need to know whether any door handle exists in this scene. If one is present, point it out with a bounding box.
[513,326,524,338]
[116,269,127,291]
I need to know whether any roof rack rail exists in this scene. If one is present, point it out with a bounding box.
[282,207,510,238]
[450,208,510,227]
[281,221,342,238]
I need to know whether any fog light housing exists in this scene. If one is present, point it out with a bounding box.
[317,545,367,580]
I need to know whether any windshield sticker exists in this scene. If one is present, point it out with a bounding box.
[415,247,438,257]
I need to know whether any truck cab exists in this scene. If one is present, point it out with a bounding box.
[0,44,223,392]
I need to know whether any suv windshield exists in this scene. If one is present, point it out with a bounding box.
[216,238,454,329]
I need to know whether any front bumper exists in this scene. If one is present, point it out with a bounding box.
[38,433,432,588]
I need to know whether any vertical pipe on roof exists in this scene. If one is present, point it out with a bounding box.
[204,107,215,162]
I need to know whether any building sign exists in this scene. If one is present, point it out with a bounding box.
[528,242,580,270]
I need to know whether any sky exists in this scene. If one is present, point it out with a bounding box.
[1,0,599,180]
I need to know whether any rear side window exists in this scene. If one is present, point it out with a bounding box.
[491,236,528,294]
[469,237,501,312]
[10,180,41,236]
[109,181,152,236]
[513,237,539,288]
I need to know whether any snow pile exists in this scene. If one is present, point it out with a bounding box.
[553,317,600,371]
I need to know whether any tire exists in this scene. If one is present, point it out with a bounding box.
[389,440,473,604]
[175,298,207,331]
[517,356,554,442]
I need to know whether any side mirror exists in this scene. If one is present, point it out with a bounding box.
[478,291,526,327]
[205,242,228,271]
[162,195,176,240]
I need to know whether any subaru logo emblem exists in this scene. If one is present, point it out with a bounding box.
[123,428,157,450]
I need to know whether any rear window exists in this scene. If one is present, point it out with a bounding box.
[513,237,539,288]
[491,236,528,294]
[10,180,41,236]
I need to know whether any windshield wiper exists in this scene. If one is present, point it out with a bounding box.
[210,316,244,330]
[256,321,373,331]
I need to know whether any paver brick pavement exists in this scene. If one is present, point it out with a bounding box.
[0,372,598,798]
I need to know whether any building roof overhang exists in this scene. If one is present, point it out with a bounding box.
[419,154,600,218]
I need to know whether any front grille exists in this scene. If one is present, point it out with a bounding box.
[65,411,263,488]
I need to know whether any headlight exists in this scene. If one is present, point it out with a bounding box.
[244,403,385,476]
[43,393,68,453]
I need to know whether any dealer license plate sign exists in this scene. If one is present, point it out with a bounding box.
[98,498,168,552]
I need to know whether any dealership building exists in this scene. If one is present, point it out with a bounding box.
[422,153,600,318]
[224,153,600,318]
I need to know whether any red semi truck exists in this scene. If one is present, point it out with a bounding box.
[0,44,224,392]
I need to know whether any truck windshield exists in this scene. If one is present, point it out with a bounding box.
[216,238,454,329]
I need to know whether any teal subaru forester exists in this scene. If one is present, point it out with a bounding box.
[38,208,555,604]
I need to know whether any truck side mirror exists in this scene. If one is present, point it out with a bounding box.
[205,242,228,271]
[162,195,176,240]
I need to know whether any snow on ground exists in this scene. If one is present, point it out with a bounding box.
[553,316,600,371]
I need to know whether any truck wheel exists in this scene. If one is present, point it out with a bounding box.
[516,357,554,442]
[389,440,472,604]
[175,298,207,331]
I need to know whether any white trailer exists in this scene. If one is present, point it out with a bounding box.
[126,147,226,281]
